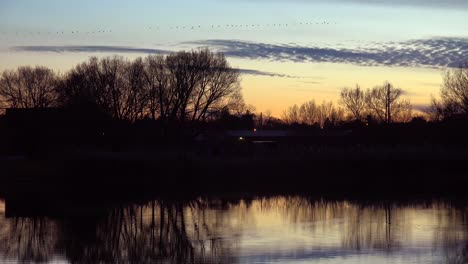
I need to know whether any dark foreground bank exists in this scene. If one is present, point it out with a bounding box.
[1,144,467,199]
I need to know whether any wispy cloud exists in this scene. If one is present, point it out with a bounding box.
[11,38,468,69]
[238,0,468,9]
[12,46,170,54]
[11,45,301,78]
[188,38,468,68]
[239,69,299,78]
[413,103,430,112]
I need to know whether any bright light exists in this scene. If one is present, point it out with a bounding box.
[239,137,244,141]
[253,129,257,132]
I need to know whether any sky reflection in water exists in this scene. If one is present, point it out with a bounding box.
[0,196,466,264]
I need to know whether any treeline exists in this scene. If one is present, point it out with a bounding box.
[281,82,412,129]
[1,49,467,130]
[0,49,247,124]
[282,100,345,128]
[281,63,468,128]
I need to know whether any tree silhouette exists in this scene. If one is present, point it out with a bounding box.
[56,49,242,124]
[0,66,58,109]
[365,82,411,124]
[340,85,367,121]
[283,100,344,128]
[430,63,468,120]
[144,55,170,121]
[164,49,241,123]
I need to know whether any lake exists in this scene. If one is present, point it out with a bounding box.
[0,195,467,263]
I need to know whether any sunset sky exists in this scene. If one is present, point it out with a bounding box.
[1,0,467,116]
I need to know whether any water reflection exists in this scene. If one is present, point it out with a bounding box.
[0,196,467,264]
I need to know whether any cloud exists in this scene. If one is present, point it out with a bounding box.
[12,38,468,69]
[238,69,299,78]
[12,45,170,54]
[298,81,321,84]
[188,38,468,68]
[238,0,468,9]
[412,103,430,112]
[10,45,301,78]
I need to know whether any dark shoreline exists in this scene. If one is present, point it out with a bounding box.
[1,145,467,200]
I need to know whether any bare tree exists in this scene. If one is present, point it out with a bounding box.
[430,63,468,120]
[144,49,241,123]
[121,57,148,122]
[57,56,123,116]
[340,85,367,121]
[282,104,301,124]
[165,50,204,122]
[9,49,242,125]
[188,49,241,122]
[0,66,58,108]
[299,100,320,126]
[57,58,104,110]
[224,89,248,115]
[365,82,411,123]
[284,100,344,128]
[144,55,170,121]
[96,56,129,120]
[326,103,346,126]
[59,56,148,121]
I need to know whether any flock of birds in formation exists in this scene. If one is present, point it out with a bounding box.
[0,21,336,37]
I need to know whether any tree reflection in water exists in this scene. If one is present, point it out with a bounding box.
[0,196,467,264]
[0,199,236,264]
[0,217,58,263]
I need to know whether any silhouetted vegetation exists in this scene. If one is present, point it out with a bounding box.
[339,85,367,122]
[429,63,468,121]
[365,82,412,123]
[55,49,243,125]
[0,51,468,198]
[0,66,58,108]
[282,100,345,128]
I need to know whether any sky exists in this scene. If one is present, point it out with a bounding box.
[1,0,467,116]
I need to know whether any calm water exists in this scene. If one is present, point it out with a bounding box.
[0,196,467,264]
